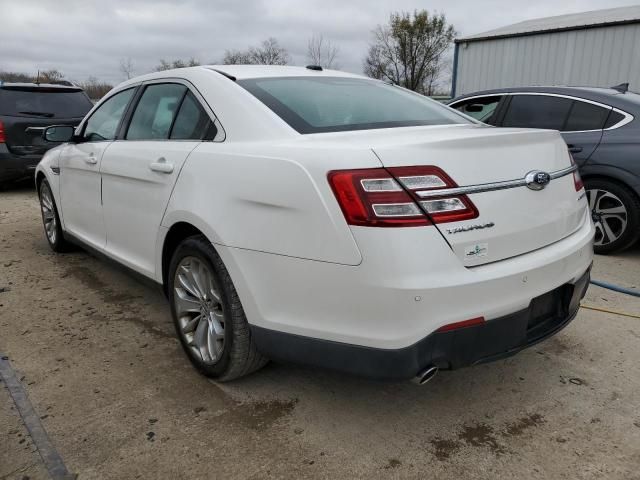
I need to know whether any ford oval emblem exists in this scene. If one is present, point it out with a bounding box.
[525,170,551,190]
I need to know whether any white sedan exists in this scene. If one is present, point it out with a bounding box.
[36,65,594,383]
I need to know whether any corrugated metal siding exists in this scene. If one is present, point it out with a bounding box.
[455,23,640,95]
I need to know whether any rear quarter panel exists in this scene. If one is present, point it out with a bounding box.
[162,141,383,265]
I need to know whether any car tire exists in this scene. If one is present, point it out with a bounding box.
[585,178,640,254]
[38,179,73,252]
[168,234,268,381]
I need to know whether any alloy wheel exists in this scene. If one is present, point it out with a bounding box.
[40,184,57,245]
[173,256,226,365]
[586,188,628,246]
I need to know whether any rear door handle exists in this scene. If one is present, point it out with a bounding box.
[567,145,583,154]
[149,157,174,174]
[85,154,98,165]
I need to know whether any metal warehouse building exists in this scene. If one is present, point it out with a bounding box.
[452,5,640,96]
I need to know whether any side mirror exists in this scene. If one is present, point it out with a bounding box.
[465,103,485,113]
[43,125,75,143]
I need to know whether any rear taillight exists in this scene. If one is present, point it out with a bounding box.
[328,166,478,227]
[328,168,429,227]
[0,121,5,143]
[570,154,583,191]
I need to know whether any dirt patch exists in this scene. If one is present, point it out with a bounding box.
[63,265,140,304]
[458,423,506,455]
[231,399,298,432]
[503,413,545,437]
[384,458,402,469]
[430,438,462,461]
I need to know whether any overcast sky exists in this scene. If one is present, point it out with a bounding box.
[1,0,638,85]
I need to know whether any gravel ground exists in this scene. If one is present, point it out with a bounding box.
[1,185,639,480]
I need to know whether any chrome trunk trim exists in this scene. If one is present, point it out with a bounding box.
[416,164,578,199]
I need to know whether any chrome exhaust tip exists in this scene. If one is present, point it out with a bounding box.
[412,365,438,385]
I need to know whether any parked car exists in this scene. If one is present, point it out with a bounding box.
[449,85,640,254]
[35,66,593,383]
[0,81,93,187]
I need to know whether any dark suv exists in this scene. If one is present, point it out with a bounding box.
[0,82,93,187]
[449,86,640,254]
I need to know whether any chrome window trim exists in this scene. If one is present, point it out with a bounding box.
[450,92,634,132]
[416,165,578,199]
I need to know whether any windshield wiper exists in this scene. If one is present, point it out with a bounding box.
[18,111,54,118]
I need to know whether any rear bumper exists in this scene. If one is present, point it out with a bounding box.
[251,267,591,380]
[0,144,41,183]
[221,209,594,350]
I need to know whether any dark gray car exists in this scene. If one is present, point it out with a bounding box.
[0,82,93,187]
[449,85,640,254]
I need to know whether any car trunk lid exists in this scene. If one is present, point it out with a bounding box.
[369,125,587,266]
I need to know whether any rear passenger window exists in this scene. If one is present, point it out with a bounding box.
[170,92,215,140]
[604,110,626,129]
[127,84,186,140]
[564,101,610,131]
[502,95,573,130]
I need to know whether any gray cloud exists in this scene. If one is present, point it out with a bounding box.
[1,0,637,86]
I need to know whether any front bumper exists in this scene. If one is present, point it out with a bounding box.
[251,267,591,380]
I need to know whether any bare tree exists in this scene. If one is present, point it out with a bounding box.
[223,38,290,65]
[364,10,455,94]
[422,55,452,96]
[249,38,290,65]
[307,34,339,68]
[222,49,253,65]
[78,76,113,100]
[119,57,135,80]
[155,58,200,71]
[37,69,65,83]
[0,71,33,82]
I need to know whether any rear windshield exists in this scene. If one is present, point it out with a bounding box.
[0,88,93,118]
[238,76,469,133]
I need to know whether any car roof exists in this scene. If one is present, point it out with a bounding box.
[451,85,640,111]
[115,65,368,90]
[201,65,366,80]
[0,81,82,91]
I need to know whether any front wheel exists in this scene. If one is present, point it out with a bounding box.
[585,178,640,254]
[39,179,72,252]
[168,235,267,381]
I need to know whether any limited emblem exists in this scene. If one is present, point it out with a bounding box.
[446,222,495,235]
[525,170,551,190]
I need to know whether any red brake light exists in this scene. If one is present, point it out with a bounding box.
[570,154,583,191]
[436,317,485,333]
[0,121,5,143]
[328,166,478,227]
[328,168,430,227]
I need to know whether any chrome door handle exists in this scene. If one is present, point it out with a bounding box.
[85,154,98,165]
[149,157,174,174]
[567,145,583,154]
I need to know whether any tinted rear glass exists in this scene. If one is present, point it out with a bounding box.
[0,88,93,118]
[238,77,469,133]
[502,95,573,130]
[564,101,609,131]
